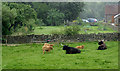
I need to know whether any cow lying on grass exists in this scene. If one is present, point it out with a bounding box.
[76,45,84,49]
[42,43,54,54]
[97,40,107,50]
[62,45,81,54]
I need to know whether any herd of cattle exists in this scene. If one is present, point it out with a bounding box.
[42,40,107,54]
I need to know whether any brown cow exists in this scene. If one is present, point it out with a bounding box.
[76,45,84,49]
[42,43,54,54]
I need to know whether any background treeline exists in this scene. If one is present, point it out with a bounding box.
[80,2,118,20]
[2,2,84,35]
[3,2,117,35]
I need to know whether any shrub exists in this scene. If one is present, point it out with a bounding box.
[64,24,80,36]
[98,23,108,31]
[51,24,80,35]
[25,19,36,31]
[14,27,28,35]
[35,19,45,26]
[76,17,83,25]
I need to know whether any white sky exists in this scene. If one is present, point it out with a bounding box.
[1,0,120,2]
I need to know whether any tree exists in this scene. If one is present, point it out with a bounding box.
[48,2,84,21]
[30,2,51,24]
[2,3,37,35]
[23,2,85,24]
[47,9,64,26]
[2,4,17,35]
[79,2,117,20]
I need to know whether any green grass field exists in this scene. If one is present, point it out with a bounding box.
[2,41,118,69]
[0,45,2,71]
[30,26,117,35]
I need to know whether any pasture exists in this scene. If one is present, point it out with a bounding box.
[2,41,118,69]
[11,23,118,36]
[30,26,117,35]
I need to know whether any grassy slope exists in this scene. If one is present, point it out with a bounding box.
[2,41,118,69]
[30,26,117,35]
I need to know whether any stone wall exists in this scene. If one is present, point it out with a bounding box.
[2,33,119,44]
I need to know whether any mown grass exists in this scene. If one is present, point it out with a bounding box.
[30,25,117,35]
[31,26,64,35]
[2,41,118,69]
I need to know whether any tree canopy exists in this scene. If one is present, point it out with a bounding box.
[2,3,37,35]
[2,2,85,35]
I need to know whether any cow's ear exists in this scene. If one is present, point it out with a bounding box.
[98,40,100,42]
[61,44,64,46]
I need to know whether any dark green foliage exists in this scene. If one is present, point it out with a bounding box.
[35,19,45,26]
[49,2,84,21]
[2,3,37,35]
[31,3,50,24]
[47,9,64,26]
[31,2,84,25]
[2,4,17,35]
[2,2,85,35]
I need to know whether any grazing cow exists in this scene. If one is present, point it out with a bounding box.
[63,45,81,54]
[76,45,84,49]
[97,40,107,50]
[42,43,54,54]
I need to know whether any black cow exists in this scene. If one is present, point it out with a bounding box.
[63,45,81,54]
[97,41,107,50]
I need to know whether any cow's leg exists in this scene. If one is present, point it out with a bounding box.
[43,50,45,54]
[47,49,50,52]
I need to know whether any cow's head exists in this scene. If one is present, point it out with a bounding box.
[63,45,69,50]
[98,41,104,45]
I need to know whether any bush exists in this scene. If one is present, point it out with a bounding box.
[98,23,108,31]
[13,27,28,35]
[64,24,80,36]
[76,17,83,25]
[35,19,45,26]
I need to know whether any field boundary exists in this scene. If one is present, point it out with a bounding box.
[2,33,119,44]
